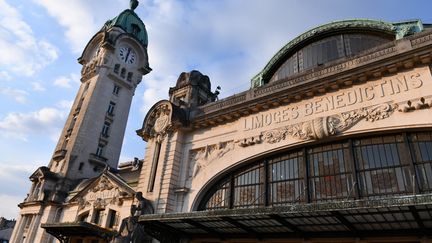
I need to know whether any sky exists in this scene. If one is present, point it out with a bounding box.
[1,0,432,219]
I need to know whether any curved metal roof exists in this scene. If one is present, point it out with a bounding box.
[251,19,424,88]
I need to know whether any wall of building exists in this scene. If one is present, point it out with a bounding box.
[146,65,432,213]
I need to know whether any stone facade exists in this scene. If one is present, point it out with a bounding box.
[10,7,432,243]
[136,20,432,242]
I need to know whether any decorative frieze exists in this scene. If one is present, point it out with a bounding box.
[236,135,262,147]
[189,141,235,178]
[411,32,432,48]
[398,96,432,112]
[262,102,397,143]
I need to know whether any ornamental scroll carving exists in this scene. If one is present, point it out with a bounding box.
[189,141,235,178]
[262,102,398,143]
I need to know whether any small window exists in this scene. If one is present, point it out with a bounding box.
[96,145,104,157]
[92,209,104,225]
[114,64,120,74]
[101,122,110,137]
[33,182,41,199]
[113,85,120,95]
[78,211,89,222]
[24,215,33,229]
[107,209,117,228]
[131,24,141,35]
[120,68,126,78]
[127,72,133,82]
[107,101,116,115]
[78,162,84,171]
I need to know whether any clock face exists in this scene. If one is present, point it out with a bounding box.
[118,46,137,65]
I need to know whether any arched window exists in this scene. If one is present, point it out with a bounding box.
[198,132,432,211]
[120,68,126,78]
[127,72,133,82]
[32,181,42,200]
[114,64,120,74]
[268,33,392,83]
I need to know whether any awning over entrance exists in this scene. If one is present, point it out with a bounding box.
[139,194,432,241]
[41,222,116,243]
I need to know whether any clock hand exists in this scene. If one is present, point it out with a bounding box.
[125,48,131,63]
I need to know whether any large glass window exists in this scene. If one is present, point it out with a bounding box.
[269,151,304,205]
[354,135,412,197]
[198,131,432,211]
[203,179,231,210]
[233,163,265,208]
[409,132,432,192]
[308,142,353,202]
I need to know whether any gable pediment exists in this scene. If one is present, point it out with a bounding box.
[69,171,135,209]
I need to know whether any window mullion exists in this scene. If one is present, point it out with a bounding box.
[303,148,310,203]
[229,175,235,209]
[403,132,420,194]
[264,160,269,207]
[348,139,361,199]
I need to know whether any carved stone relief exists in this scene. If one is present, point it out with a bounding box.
[140,103,173,142]
[189,141,235,178]
[153,105,170,134]
[92,177,114,192]
[236,135,263,147]
[77,176,126,210]
[262,102,398,143]
[398,96,432,112]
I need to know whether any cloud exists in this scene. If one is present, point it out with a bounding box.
[0,194,23,219]
[0,164,36,219]
[0,0,59,76]
[54,76,73,88]
[32,0,126,53]
[31,82,46,92]
[0,107,67,141]
[140,74,177,114]
[53,73,80,89]
[134,0,293,113]
[0,70,11,81]
[56,99,73,110]
[0,87,28,103]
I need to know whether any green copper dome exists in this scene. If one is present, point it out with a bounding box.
[103,9,148,47]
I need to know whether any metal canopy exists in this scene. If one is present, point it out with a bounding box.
[139,194,432,241]
[41,222,116,243]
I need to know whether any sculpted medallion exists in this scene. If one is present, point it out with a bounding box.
[153,105,170,134]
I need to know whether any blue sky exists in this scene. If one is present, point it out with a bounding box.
[1,0,432,219]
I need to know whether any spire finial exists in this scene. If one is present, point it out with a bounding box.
[130,0,139,11]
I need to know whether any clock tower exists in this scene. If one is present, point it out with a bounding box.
[10,1,151,242]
